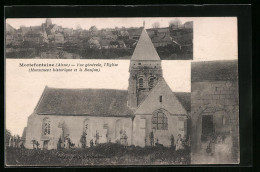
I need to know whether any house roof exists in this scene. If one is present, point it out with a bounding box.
[35,86,190,117]
[127,28,142,36]
[30,26,43,32]
[35,87,134,117]
[131,28,161,61]
[174,92,191,112]
[25,30,43,35]
[191,60,238,82]
[151,33,172,43]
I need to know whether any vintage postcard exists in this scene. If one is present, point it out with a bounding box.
[5,17,239,166]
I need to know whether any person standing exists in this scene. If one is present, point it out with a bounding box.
[176,134,184,151]
[171,134,175,148]
[149,131,154,147]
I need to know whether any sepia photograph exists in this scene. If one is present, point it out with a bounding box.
[5,16,239,166]
[6,18,193,60]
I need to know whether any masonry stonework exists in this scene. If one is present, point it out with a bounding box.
[191,60,239,164]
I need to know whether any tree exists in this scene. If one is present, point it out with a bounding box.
[5,129,12,146]
[169,18,182,29]
[152,22,160,28]
[76,24,82,30]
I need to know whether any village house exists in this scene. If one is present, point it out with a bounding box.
[170,21,193,45]
[49,24,63,34]
[100,30,117,40]
[53,33,65,44]
[88,36,101,49]
[127,28,142,40]
[100,39,111,49]
[117,40,126,48]
[89,26,99,36]
[24,29,48,44]
[63,28,74,37]
[24,28,190,150]
[119,30,129,38]
[151,32,172,48]
[190,60,239,164]
[5,23,17,45]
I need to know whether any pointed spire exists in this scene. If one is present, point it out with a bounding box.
[131,28,161,61]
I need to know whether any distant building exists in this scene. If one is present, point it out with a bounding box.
[53,33,65,44]
[127,28,142,40]
[50,24,63,34]
[88,37,101,49]
[101,39,111,49]
[118,40,126,48]
[184,21,193,29]
[24,28,48,44]
[46,18,52,28]
[151,32,172,47]
[63,28,74,36]
[6,24,17,45]
[89,26,99,36]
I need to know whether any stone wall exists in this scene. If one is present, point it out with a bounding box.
[25,114,133,150]
[191,80,239,163]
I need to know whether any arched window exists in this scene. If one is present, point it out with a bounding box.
[152,111,168,130]
[138,77,144,90]
[148,76,156,89]
[42,117,51,136]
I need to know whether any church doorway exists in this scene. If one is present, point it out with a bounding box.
[201,115,214,142]
[43,140,49,150]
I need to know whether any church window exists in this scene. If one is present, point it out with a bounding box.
[138,63,141,65]
[152,111,168,130]
[159,96,162,103]
[149,76,156,89]
[138,77,144,90]
[42,117,51,136]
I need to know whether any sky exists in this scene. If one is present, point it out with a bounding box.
[5,17,238,136]
[6,17,192,30]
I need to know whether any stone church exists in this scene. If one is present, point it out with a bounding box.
[24,28,190,150]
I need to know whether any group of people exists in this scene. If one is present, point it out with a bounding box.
[79,130,128,148]
[148,131,189,150]
[206,134,227,156]
[57,134,75,149]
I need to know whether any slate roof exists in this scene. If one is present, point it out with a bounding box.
[151,33,172,43]
[127,28,142,36]
[35,87,134,117]
[191,60,238,82]
[35,86,190,116]
[174,92,191,112]
[131,28,161,61]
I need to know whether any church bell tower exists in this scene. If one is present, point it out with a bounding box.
[128,27,163,109]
